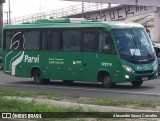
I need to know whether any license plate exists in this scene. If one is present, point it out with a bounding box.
[142,77,148,81]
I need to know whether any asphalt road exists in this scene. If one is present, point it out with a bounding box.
[0,70,160,102]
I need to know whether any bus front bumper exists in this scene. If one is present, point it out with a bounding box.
[113,70,158,83]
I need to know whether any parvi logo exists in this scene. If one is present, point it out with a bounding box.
[137,66,150,70]
[24,55,39,63]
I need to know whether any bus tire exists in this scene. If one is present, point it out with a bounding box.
[63,80,74,84]
[131,81,143,87]
[43,79,50,84]
[102,75,115,88]
[33,69,50,84]
[156,50,160,58]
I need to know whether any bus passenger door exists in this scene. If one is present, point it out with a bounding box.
[82,29,118,82]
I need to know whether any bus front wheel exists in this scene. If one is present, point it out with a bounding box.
[131,81,143,87]
[102,75,115,88]
[33,69,50,84]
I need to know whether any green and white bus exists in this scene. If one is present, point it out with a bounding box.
[2,18,158,87]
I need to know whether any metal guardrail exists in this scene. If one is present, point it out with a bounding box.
[4,2,109,25]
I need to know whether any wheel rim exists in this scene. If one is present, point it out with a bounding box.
[36,73,41,81]
[103,76,110,86]
[157,52,160,58]
[34,70,41,82]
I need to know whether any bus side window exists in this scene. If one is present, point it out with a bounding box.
[5,31,12,50]
[99,31,111,51]
[24,31,40,50]
[62,30,81,51]
[83,33,95,51]
[42,31,60,51]
[5,31,24,50]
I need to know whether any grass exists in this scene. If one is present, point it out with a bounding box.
[0,97,89,120]
[0,87,57,99]
[0,87,159,110]
[0,97,84,112]
[1,87,157,121]
[1,97,150,121]
[85,98,156,109]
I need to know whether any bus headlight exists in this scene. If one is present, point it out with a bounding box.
[122,65,135,72]
[153,63,158,71]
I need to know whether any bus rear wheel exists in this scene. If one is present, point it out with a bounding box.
[131,81,143,87]
[102,75,115,88]
[33,69,50,84]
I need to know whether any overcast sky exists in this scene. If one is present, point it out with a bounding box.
[3,0,81,20]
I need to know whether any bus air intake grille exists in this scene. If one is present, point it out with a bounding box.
[135,70,153,74]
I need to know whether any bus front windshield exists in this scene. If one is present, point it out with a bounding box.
[113,28,156,64]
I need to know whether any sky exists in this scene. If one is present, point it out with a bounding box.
[3,0,82,20]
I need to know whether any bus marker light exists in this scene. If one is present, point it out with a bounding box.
[68,68,72,70]
[156,73,158,76]
[115,70,119,73]
[125,75,130,79]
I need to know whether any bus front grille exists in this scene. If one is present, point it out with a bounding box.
[135,70,153,74]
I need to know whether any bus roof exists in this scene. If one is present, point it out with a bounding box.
[3,18,144,30]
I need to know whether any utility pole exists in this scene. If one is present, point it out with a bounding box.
[82,2,84,12]
[39,0,42,13]
[8,0,11,24]
[108,3,111,8]
[0,0,5,48]
[4,11,8,24]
